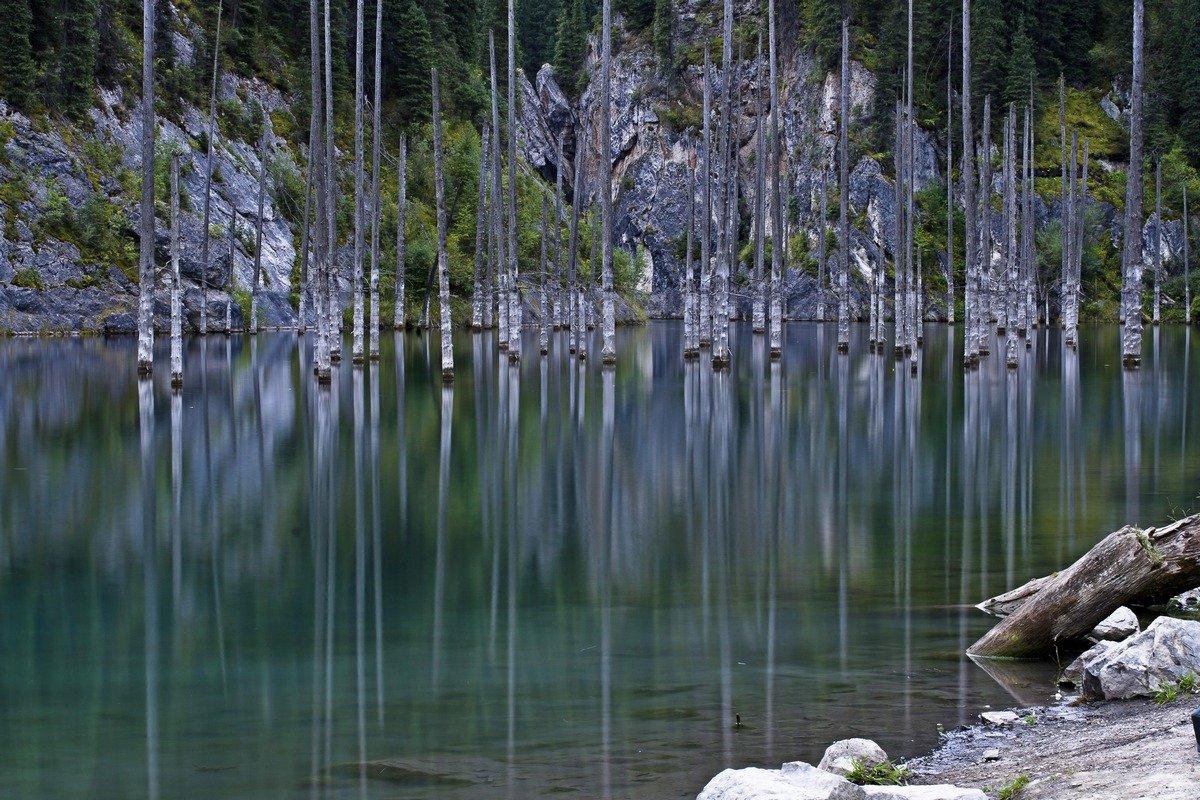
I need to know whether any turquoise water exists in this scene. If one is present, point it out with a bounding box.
[0,323,1196,799]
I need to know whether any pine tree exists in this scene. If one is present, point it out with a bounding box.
[804,0,842,73]
[61,0,99,118]
[552,0,586,93]
[391,0,434,125]
[972,0,1007,118]
[1004,15,1036,109]
[652,0,673,73]
[0,0,34,110]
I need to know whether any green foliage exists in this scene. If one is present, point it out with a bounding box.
[803,0,841,74]
[390,0,435,126]
[0,0,35,109]
[1004,16,1037,110]
[553,0,587,95]
[844,758,912,787]
[652,0,674,74]
[31,181,137,281]
[997,775,1030,800]
[1179,672,1198,693]
[11,267,42,289]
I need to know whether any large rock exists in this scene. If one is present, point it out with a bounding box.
[1088,606,1140,642]
[1081,616,1200,700]
[818,738,889,777]
[1060,639,1118,688]
[1168,588,1200,611]
[697,762,865,800]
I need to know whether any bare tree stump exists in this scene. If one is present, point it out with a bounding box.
[968,515,1200,659]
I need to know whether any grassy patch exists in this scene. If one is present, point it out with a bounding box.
[1154,681,1179,705]
[844,758,912,786]
[997,774,1030,800]
[11,268,43,290]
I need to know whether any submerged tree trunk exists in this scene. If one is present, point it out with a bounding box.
[311,0,330,381]
[699,47,713,349]
[946,16,955,325]
[395,135,407,329]
[137,0,156,375]
[539,192,550,355]
[170,154,183,388]
[1153,159,1161,326]
[969,515,1200,659]
[567,129,585,356]
[710,0,733,370]
[489,32,508,349]
[252,127,268,335]
[351,0,365,363]
[507,0,522,361]
[836,16,850,354]
[599,0,616,365]
[368,0,382,360]
[752,33,766,337]
[1187,186,1192,325]
[767,0,783,357]
[323,0,340,363]
[962,0,976,368]
[979,96,993,357]
[1121,0,1146,368]
[200,5,223,338]
[472,125,491,330]
[432,68,453,383]
[684,164,697,359]
[1060,76,1070,338]
[553,133,565,329]
[298,122,314,335]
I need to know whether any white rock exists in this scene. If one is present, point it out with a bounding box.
[818,738,890,777]
[1088,606,1140,642]
[1081,616,1200,700]
[979,711,1019,726]
[981,749,1000,762]
[697,762,865,800]
[862,786,986,800]
[1060,640,1119,687]
[1168,588,1200,610]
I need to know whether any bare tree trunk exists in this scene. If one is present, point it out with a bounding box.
[1187,186,1192,324]
[170,154,182,388]
[1018,104,1031,338]
[906,4,916,370]
[820,170,828,326]
[1060,75,1069,336]
[979,96,992,357]
[472,125,490,330]
[946,15,955,325]
[568,129,585,355]
[351,0,365,363]
[252,126,268,335]
[299,126,314,335]
[962,0,976,369]
[767,0,783,358]
[1153,159,1161,325]
[394,135,407,329]
[711,0,733,370]
[507,0,522,361]
[600,0,616,365]
[137,0,156,374]
[836,16,850,354]
[969,515,1200,659]
[893,100,904,359]
[699,47,713,349]
[311,0,330,380]
[684,164,697,359]
[324,0,340,364]
[1065,132,1078,346]
[1122,0,1145,368]
[368,0,383,360]
[226,194,236,334]
[752,32,766,337]
[539,192,550,355]
[489,32,508,349]
[200,5,223,338]
[554,133,565,329]
[1004,105,1018,368]
[432,68,453,383]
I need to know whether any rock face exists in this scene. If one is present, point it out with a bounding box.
[1079,616,1200,700]
[1088,606,1141,642]
[861,786,985,800]
[1168,587,1200,611]
[818,738,890,777]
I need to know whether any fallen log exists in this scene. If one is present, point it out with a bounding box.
[968,515,1200,659]
[976,574,1052,618]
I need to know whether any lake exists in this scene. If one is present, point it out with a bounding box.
[1,323,1195,799]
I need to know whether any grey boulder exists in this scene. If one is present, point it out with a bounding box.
[697,762,865,800]
[1087,606,1140,642]
[818,738,889,777]
[1080,616,1200,700]
[862,786,986,800]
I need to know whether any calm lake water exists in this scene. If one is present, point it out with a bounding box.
[1,323,1196,799]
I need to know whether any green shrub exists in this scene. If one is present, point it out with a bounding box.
[11,268,43,289]
[844,758,912,786]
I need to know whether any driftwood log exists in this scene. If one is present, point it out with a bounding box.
[968,515,1200,659]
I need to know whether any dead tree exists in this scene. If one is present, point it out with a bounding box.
[251,126,268,335]
[836,16,850,354]
[961,0,977,368]
[394,135,408,329]
[200,5,223,337]
[137,0,156,375]
[472,125,491,330]
[432,68,453,383]
[1121,0,1146,368]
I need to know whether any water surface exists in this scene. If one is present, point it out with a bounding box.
[0,323,1195,799]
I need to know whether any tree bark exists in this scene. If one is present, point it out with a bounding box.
[395,135,407,329]
[1060,75,1070,339]
[311,0,330,379]
[567,128,585,355]
[539,191,550,355]
[489,31,508,349]
[507,0,522,362]
[946,16,955,325]
[968,515,1200,659]
[767,0,783,357]
[369,0,382,360]
[351,0,365,363]
[1153,158,1161,325]
[979,96,992,356]
[432,68,453,383]
[200,5,222,337]
[836,16,850,354]
[252,126,268,335]
[752,32,766,337]
[1121,0,1145,368]
[554,133,565,329]
[323,0,340,365]
[684,163,696,359]
[170,154,182,387]
[599,0,616,365]
[473,125,491,330]
[961,0,976,368]
[699,47,713,349]
[1187,186,1191,324]
[137,0,156,374]
[711,0,733,370]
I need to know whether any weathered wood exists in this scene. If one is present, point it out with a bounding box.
[961,0,976,368]
[968,515,1200,659]
[432,68,453,383]
[200,4,223,337]
[137,0,156,374]
[976,574,1052,618]
[1121,0,1145,367]
[836,16,850,354]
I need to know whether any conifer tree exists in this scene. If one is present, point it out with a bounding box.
[392,0,434,124]
[1004,16,1036,109]
[0,0,34,110]
[652,0,673,73]
[61,0,99,118]
[553,0,586,92]
[804,0,841,73]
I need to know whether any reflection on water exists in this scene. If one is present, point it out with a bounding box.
[1,324,1198,798]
